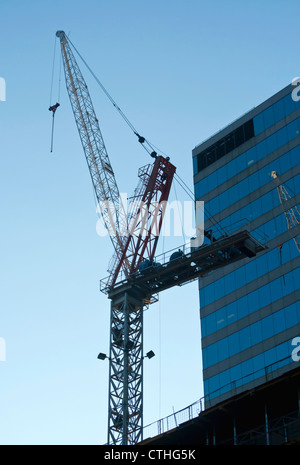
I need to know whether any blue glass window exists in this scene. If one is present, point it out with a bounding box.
[204,336,299,399]
[201,236,300,324]
[195,117,300,199]
[253,92,300,136]
[202,265,300,337]
[202,300,300,369]
[219,173,300,233]
[195,92,300,177]
[204,146,300,219]
[193,156,198,176]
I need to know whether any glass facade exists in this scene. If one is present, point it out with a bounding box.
[193,84,300,405]
[195,117,300,200]
[196,145,300,217]
[193,91,300,180]
[202,240,299,333]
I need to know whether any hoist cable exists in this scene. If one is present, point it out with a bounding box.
[49,35,62,153]
[172,174,227,239]
[67,35,158,158]
[50,113,55,153]
[174,172,195,201]
[57,50,62,103]
[173,180,186,242]
[174,172,226,237]
[65,34,228,239]
[49,35,57,106]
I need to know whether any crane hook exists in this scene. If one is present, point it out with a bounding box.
[49,102,60,114]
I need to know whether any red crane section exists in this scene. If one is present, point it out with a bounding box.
[109,155,176,287]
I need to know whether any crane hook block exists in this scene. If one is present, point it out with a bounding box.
[49,102,60,114]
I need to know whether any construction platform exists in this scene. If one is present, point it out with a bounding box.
[100,230,265,300]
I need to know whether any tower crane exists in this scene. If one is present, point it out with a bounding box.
[55,31,265,445]
[271,171,300,253]
[56,30,176,445]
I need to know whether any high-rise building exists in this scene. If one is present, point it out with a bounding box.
[193,83,300,407]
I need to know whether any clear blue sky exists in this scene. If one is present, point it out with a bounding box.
[0,0,299,445]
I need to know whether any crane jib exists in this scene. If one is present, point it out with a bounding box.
[56,30,176,285]
[56,30,130,267]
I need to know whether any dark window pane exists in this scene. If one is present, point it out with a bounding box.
[234,126,244,146]
[225,134,235,152]
[206,148,216,165]
[197,153,207,171]
[216,142,225,159]
[244,119,254,139]
[195,119,255,174]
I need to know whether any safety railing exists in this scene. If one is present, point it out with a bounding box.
[142,354,296,441]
